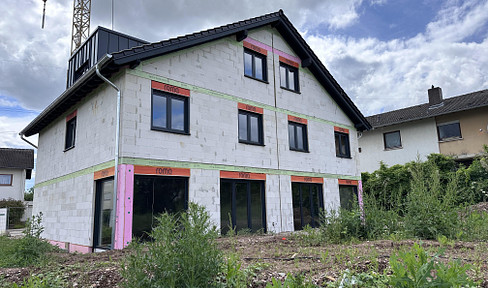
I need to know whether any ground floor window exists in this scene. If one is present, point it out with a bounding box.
[292,183,323,230]
[133,176,188,240]
[339,185,358,210]
[220,179,266,235]
[93,178,114,249]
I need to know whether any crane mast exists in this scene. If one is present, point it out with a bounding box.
[71,0,91,54]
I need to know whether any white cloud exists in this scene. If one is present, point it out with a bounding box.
[0,115,38,148]
[306,0,488,116]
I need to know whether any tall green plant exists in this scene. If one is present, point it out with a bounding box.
[121,203,223,288]
[389,243,475,287]
[404,163,459,239]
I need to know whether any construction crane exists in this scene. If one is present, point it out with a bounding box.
[40,0,92,54]
[41,0,47,29]
[71,0,92,54]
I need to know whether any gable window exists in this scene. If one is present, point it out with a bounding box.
[384,130,402,149]
[288,116,308,152]
[335,127,350,158]
[0,174,13,186]
[151,81,190,134]
[65,110,77,151]
[279,58,299,92]
[244,48,267,82]
[238,103,264,145]
[437,122,461,141]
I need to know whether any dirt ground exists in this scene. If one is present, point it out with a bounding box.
[1,236,487,287]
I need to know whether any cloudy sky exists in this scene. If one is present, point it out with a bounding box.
[1,0,488,187]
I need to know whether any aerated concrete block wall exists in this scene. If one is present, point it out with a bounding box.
[120,25,360,232]
[33,79,121,247]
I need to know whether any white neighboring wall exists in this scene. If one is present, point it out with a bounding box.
[358,118,440,173]
[0,168,26,201]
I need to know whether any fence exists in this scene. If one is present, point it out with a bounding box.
[0,204,33,234]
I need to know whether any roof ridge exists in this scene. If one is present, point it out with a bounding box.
[112,10,283,58]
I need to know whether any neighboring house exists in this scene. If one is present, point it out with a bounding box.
[358,87,488,172]
[21,10,371,252]
[0,148,34,201]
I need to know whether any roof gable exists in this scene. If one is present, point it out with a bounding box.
[21,10,370,137]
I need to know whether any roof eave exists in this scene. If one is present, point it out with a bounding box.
[20,55,114,137]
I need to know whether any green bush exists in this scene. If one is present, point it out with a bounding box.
[404,163,460,239]
[121,203,223,288]
[389,243,476,287]
[319,206,365,244]
[266,273,315,288]
[0,213,55,268]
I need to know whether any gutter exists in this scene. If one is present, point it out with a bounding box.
[95,54,121,250]
[19,134,38,149]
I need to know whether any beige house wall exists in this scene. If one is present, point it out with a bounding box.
[436,106,488,158]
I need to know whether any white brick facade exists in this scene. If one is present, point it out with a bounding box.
[32,24,364,251]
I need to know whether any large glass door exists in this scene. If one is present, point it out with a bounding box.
[132,176,188,240]
[220,180,265,235]
[292,183,323,230]
[93,178,114,249]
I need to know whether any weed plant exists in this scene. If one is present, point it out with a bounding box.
[121,203,223,288]
[389,243,476,287]
[0,213,55,268]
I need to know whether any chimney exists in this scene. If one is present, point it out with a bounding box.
[428,85,443,106]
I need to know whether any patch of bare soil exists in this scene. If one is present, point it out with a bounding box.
[1,236,487,287]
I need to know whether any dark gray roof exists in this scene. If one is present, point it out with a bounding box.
[21,10,371,137]
[367,89,488,128]
[0,148,34,169]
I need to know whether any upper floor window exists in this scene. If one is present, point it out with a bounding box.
[280,62,299,92]
[0,174,13,186]
[288,116,308,152]
[238,107,263,145]
[437,122,461,141]
[244,49,267,82]
[384,130,402,149]
[151,81,190,134]
[65,110,77,151]
[335,129,350,158]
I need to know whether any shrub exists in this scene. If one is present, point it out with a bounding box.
[389,243,476,287]
[404,163,459,239]
[121,203,223,288]
[319,206,365,244]
[0,213,55,268]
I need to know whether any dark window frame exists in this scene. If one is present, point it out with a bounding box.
[335,131,351,158]
[93,177,114,250]
[437,122,462,141]
[279,62,299,92]
[238,110,264,146]
[288,121,308,152]
[383,130,402,149]
[339,184,359,211]
[292,182,324,230]
[244,49,267,82]
[151,89,190,135]
[220,179,266,234]
[0,174,13,186]
[64,116,77,151]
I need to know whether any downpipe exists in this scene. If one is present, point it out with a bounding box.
[95,55,121,250]
[19,133,38,149]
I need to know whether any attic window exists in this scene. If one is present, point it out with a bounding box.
[74,60,89,82]
[65,110,77,151]
[279,56,299,92]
